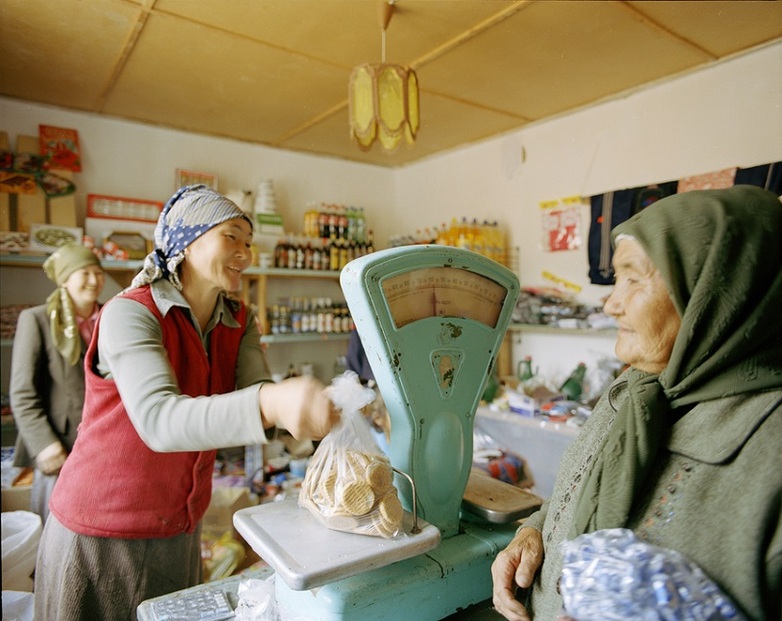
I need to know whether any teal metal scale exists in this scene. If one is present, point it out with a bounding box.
[235,246,540,620]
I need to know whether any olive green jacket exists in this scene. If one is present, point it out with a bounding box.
[523,375,782,621]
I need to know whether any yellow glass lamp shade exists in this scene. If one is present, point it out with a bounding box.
[349,63,419,152]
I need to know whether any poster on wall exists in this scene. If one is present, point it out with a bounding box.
[39,125,82,172]
[176,169,218,191]
[539,196,584,252]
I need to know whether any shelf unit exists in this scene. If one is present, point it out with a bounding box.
[0,252,143,288]
[0,255,347,443]
[0,254,345,344]
[240,267,342,338]
[507,323,617,337]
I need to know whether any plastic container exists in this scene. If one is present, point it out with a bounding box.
[1,510,42,592]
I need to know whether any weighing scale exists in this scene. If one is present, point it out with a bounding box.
[234,245,542,620]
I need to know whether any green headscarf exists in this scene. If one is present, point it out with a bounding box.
[571,185,782,535]
[43,243,102,366]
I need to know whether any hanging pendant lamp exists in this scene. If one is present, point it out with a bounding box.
[349,0,420,152]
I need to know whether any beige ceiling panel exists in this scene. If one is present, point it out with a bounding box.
[153,0,514,69]
[417,1,714,121]
[280,91,525,167]
[0,0,143,109]
[1,0,777,167]
[101,12,349,144]
[276,109,419,168]
[627,1,782,57]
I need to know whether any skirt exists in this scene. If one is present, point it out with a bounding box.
[34,514,202,621]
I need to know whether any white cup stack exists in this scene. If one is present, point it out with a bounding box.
[254,179,278,215]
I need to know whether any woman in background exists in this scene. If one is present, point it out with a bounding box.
[35,185,339,620]
[10,243,105,523]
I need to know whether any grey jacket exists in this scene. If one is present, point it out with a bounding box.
[9,304,88,467]
[523,375,782,621]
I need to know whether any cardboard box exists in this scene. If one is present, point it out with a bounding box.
[202,486,255,537]
[1,485,32,512]
[0,135,77,233]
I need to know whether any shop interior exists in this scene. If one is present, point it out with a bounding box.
[1,1,781,619]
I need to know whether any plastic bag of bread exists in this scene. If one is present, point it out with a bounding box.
[299,371,404,539]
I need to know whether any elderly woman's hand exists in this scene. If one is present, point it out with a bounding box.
[491,526,544,621]
[259,375,340,440]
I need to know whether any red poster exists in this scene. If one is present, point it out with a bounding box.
[39,125,82,172]
[540,197,583,252]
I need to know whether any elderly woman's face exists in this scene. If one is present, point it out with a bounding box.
[603,238,681,374]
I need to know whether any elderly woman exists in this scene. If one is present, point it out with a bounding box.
[492,185,781,621]
[10,243,105,523]
[35,185,339,620]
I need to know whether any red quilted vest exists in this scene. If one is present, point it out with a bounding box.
[49,286,246,538]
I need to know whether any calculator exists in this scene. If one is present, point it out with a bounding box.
[149,586,235,621]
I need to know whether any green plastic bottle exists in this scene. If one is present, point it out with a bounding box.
[517,356,535,382]
[481,369,500,403]
[560,362,586,401]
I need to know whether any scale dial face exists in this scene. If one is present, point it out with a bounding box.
[381,267,508,329]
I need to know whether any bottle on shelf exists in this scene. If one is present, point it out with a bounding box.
[355,208,366,245]
[517,356,536,382]
[559,362,587,401]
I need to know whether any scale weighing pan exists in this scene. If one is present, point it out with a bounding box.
[233,498,440,591]
[461,469,543,524]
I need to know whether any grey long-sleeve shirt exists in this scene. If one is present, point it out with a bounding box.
[95,280,270,452]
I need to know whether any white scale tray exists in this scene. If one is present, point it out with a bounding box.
[233,497,441,591]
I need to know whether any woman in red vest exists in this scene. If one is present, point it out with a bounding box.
[35,185,339,620]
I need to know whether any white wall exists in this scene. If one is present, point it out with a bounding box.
[1,99,396,379]
[2,41,780,384]
[394,41,782,386]
[0,99,397,240]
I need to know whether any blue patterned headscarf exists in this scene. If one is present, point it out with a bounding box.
[130,185,252,290]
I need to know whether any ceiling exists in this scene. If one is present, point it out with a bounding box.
[2,0,781,168]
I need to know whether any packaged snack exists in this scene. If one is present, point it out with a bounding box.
[299,372,404,539]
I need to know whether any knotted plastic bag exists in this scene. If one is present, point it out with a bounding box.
[299,371,404,538]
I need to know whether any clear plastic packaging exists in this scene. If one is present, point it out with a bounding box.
[299,372,404,538]
[559,528,746,621]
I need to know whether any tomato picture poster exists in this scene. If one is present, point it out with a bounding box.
[39,125,82,172]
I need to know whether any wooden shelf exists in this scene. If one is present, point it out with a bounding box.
[260,333,350,345]
[1,253,144,289]
[0,255,341,329]
[507,323,617,336]
[0,253,142,272]
[245,267,341,279]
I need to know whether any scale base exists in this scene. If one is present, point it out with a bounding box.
[274,520,517,621]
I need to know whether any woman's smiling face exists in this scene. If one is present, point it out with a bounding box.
[183,217,253,293]
[64,264,105,310]
[603,237,681,374]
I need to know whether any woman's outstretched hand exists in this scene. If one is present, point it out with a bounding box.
[259,376,340,440]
